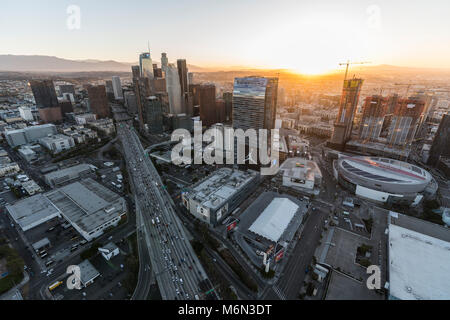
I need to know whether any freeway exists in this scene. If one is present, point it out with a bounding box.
[131,195,153,300]
[118,123,217,300]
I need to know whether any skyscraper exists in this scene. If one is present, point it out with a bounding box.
[124,91,138,115]
[428,113,450,166]
[143,96,164,134]
[139,52,154,79]
[112,76,124,100]
[329,78,364,149]
[223,92,233,122]
[29,80,63,123]
[59,99,74,116]
[153,67,163,79]
[161,53,169,71]
[177,59,190,113]
[177,59,188,96]
[30,80,59,108]
[232,77,279,131]
[134,77,151,130]
[191,84,217,126]
[87,85,111,119]
[165,64,183,114]
[131,65,140,80]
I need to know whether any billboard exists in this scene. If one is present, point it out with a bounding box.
[275,250,284,263]
[227,221,237,232]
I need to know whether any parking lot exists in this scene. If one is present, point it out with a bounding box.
[24,217,87,269]
[332,207,371,238]
[49,241,131,300]
[325,271,383,300]
[97,165,125,195]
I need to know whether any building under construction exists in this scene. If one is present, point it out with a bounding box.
[328,78,364,150]
[386,97,426,146]
[359,95,389,142]
[347,94,430,159]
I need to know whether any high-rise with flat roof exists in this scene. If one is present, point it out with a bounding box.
[142,96,164,134]
[29,80,63,123]
[165,64,183,114]
[139,52,154,79]
[232,77,279,131]
[134,77,151,130]
[124,91,138,115]
[428,113,450,166]
[177,59,191,114]
[87,85,111,119]
[131,65,140,80]
[191,84,217,126]
[161,53,169,71]
[112,76,123,100]
[223,92,233,122]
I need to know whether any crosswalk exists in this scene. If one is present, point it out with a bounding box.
[272,285,287,300]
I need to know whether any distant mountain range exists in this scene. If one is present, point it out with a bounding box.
[0,55,207,73]
[0,55,449,78]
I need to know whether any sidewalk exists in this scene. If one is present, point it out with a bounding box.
[0,271,30,300]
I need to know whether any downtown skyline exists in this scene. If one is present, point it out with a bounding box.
[1,0,450,75]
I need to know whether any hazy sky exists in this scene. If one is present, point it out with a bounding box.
[1,0,450,74]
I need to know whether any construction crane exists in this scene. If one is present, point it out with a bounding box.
[394,82,413,97]
[339,60,371,81]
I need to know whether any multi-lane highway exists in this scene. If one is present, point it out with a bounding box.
[118,123,217,300]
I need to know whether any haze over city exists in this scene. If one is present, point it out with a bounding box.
[1,0,450,74]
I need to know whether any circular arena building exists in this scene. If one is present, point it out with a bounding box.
[335,156,437,205]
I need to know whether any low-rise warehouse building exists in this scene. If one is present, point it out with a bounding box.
[44,163,96,187]
[279,158,322,194]
[78,260,100,288]
[6,194,62,231]
[7,178,127,241]
[4,124,57,147]
[39,134,75,154]
[17,145,37,163]
[182,168,260,226]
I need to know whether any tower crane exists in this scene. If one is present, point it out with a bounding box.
[339,60,371,81]
[394,82,413,97]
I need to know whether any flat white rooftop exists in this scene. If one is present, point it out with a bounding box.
[188,168,258,210]
[280,157,322,182]
[389,224,450,300]
[249,197,298,243]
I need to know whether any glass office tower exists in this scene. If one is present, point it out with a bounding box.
[139,52,154,79]
[232,77,279,131]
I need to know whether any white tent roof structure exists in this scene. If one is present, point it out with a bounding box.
[249,198,298,242]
